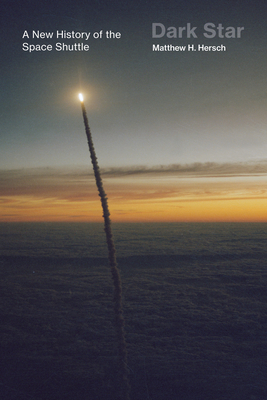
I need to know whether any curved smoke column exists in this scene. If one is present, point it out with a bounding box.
[79,94,130,400]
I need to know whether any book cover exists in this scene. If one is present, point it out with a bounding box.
[0,1,266,400]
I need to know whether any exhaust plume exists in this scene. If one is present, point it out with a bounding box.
[79,94,130,400]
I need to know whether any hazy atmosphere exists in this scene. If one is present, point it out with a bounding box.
[1,0,267,222]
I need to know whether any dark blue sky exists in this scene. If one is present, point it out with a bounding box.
[1,0,267,170]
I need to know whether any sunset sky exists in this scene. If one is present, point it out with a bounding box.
[1,0,267,222]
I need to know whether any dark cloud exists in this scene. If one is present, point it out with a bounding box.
[1,160,267,198]
[101,161,267,177]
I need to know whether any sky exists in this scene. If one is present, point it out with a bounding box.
[1,0,267,222]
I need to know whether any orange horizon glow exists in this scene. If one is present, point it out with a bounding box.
[1,166,267,223]
[1,194,267,223]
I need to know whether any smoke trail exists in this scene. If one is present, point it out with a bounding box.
[80,96,130,400]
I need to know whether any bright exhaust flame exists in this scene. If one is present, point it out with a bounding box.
[79,93,84,102]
